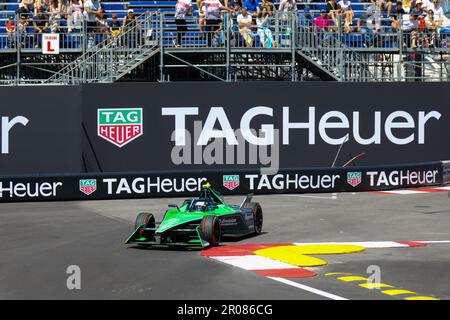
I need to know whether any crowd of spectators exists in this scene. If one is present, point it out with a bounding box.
[5,0,142,48]
[3,0,450,49]
[172,0,450,48]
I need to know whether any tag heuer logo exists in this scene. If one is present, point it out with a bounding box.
[347,172,362,187]
[98,108,143,147]
[223,175,240,190]
[80,179,97,195]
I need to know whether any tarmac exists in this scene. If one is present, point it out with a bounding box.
[0,190,449,299]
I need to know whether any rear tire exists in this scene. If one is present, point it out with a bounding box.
[199,215,221,247]
[249,203,263,234]
[134,212,155,239]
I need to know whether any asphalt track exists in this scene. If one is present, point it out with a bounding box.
[1,190,450,300]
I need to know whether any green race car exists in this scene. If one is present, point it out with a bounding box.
[125,182,263,248]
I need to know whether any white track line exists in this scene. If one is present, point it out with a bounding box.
[267,277,348,300]
[212,255,297,270]
[413,240,450,244]
[293,241,410,248]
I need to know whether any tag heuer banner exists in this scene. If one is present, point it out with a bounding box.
[0,162,443,202]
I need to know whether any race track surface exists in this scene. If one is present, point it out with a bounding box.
[1,190,450,300]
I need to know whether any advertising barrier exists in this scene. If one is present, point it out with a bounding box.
[0,162,443,202]
[1,83,450,175]
[81,82,450,172]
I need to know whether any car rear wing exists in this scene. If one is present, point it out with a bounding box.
[239,193,253,209]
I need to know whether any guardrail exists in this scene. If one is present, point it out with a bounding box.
[0,161,445,202]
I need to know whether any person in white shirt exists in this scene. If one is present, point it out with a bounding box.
[237,7,254,47]
[402,14,419,48]
[198,0,231,46]
[173,0,193,46]
[429,0,444,27]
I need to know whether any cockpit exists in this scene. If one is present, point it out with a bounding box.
[186,199,217,212]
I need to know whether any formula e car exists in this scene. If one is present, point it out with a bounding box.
[125,182,263,248]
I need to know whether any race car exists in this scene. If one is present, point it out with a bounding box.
[125,182,263,248]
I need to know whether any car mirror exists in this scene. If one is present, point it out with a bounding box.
[168,204,180,211]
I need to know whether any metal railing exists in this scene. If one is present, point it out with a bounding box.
[44,11,160,84]
[1,10,450,83]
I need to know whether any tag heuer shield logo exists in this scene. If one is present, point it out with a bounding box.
[98,108,143,147]
[347,172,362,187]
[80,179,97,195]
[223,175,240,190]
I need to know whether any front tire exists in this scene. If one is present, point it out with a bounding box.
[199,215,221,247]
[134,212,155,239]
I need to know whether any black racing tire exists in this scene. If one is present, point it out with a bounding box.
[249,202,263,234]
[134,212,155,239]
[199,215,221,247]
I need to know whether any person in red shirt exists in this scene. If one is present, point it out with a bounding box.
[6,16,16,48]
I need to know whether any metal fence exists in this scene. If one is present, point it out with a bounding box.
[1,10,450,83]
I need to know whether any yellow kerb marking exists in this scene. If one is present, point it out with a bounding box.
[359,283,394,289]
[325,272,352,276]
[382,289,416,296]
[337,276,368,282]
[254,245,365,267]
[405,296,440,300]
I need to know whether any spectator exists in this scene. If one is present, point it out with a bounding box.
[198,0,231,46]
[84,0,101,48]
[299,5,314,26]
[97,9,108,34]
[278,0,296,13]
[67,0,83,33]
[409,0,426,17]
[390,1,406,31]
[326,0,341,27]
[438,8,450,38]
[33,7,49,35]
[22,0,35,12]
[49,0,61,33]
[429,0,444,26]
[377,0,393,18]
[6,16,16,48]
[16,3,31,38]
[338,0,354,32]
[84,0,101,33]
[244,0,261,16]
[402,0,413,13]
[260,0,275,16]
[59,0,70,19]
[423,9,436,47]
[123,9,140,47]
[237,7,254,47]
[256,8,273,47]
[402,13,419,48]
[109,13,121,37]
[173,0,193,47]
[419,0,432,11]
[314,10,332,32]
[33,7,48,48]
[357,5,378,47]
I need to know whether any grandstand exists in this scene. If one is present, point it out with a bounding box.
[0,0,449,84]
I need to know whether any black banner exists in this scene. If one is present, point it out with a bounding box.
[81,82,450,172]
[1,82,450,176]
[0,162,443,202]
[0,85,82,175]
